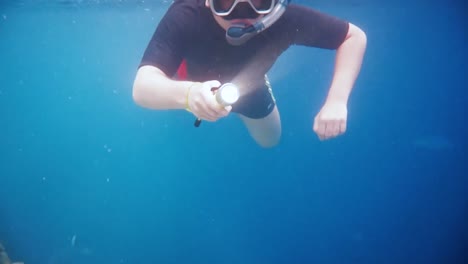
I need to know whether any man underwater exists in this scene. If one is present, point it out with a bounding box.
[133,0,367,147]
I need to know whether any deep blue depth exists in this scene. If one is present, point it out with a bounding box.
[0,1,466,263]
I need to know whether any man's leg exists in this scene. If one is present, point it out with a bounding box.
[239,105,281,148]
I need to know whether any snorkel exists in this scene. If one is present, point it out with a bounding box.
[226,0,290,45]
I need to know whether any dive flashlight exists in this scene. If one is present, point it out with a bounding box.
[215,83,240,107]
[194,83,240,127]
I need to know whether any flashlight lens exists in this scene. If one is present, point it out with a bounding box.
[220,84,239,105]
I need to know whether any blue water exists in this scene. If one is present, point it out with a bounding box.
[0,1,466,263]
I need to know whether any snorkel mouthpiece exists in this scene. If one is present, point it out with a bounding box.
[226,24,259,46]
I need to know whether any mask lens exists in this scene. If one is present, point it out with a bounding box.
[251,0,274,12]
[212,0,236,13]
[212,0,275,15]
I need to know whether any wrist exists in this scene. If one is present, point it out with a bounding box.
[325,93,348,105]
[184,82,200,112]
[185,83,193,111]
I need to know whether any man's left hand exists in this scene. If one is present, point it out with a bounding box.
[313,100,348,140]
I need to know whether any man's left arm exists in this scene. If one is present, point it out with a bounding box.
[314,23,367,140]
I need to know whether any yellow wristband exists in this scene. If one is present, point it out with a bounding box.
[185,83,195,112]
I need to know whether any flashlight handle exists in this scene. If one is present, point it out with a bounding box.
[194,118,202,127]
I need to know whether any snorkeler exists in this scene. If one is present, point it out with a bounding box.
[132,0,367,147]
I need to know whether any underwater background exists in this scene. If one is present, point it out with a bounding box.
[0,0,466,263]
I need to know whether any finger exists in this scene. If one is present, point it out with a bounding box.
[205,97,225,118]
[190,99,216,121]
[214,106,229,118]
[198,102,227,121]
[198,111,217,122]
[324,122,332,138]
[317,121,327,140]
[201,108,220,121]
[313,116,319,133]
[340,120,347,134]
[330,120,341,137]
[211,106,231,119]
[204,80,221,91]
[314,115,325,135]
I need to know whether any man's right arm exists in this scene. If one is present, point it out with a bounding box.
[132,65,193,110]
[132,65,230,121]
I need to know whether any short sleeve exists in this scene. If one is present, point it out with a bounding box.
[284,5,349,49]
[139,0,199,76]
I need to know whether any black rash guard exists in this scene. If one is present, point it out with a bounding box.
[139,0,349,118]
